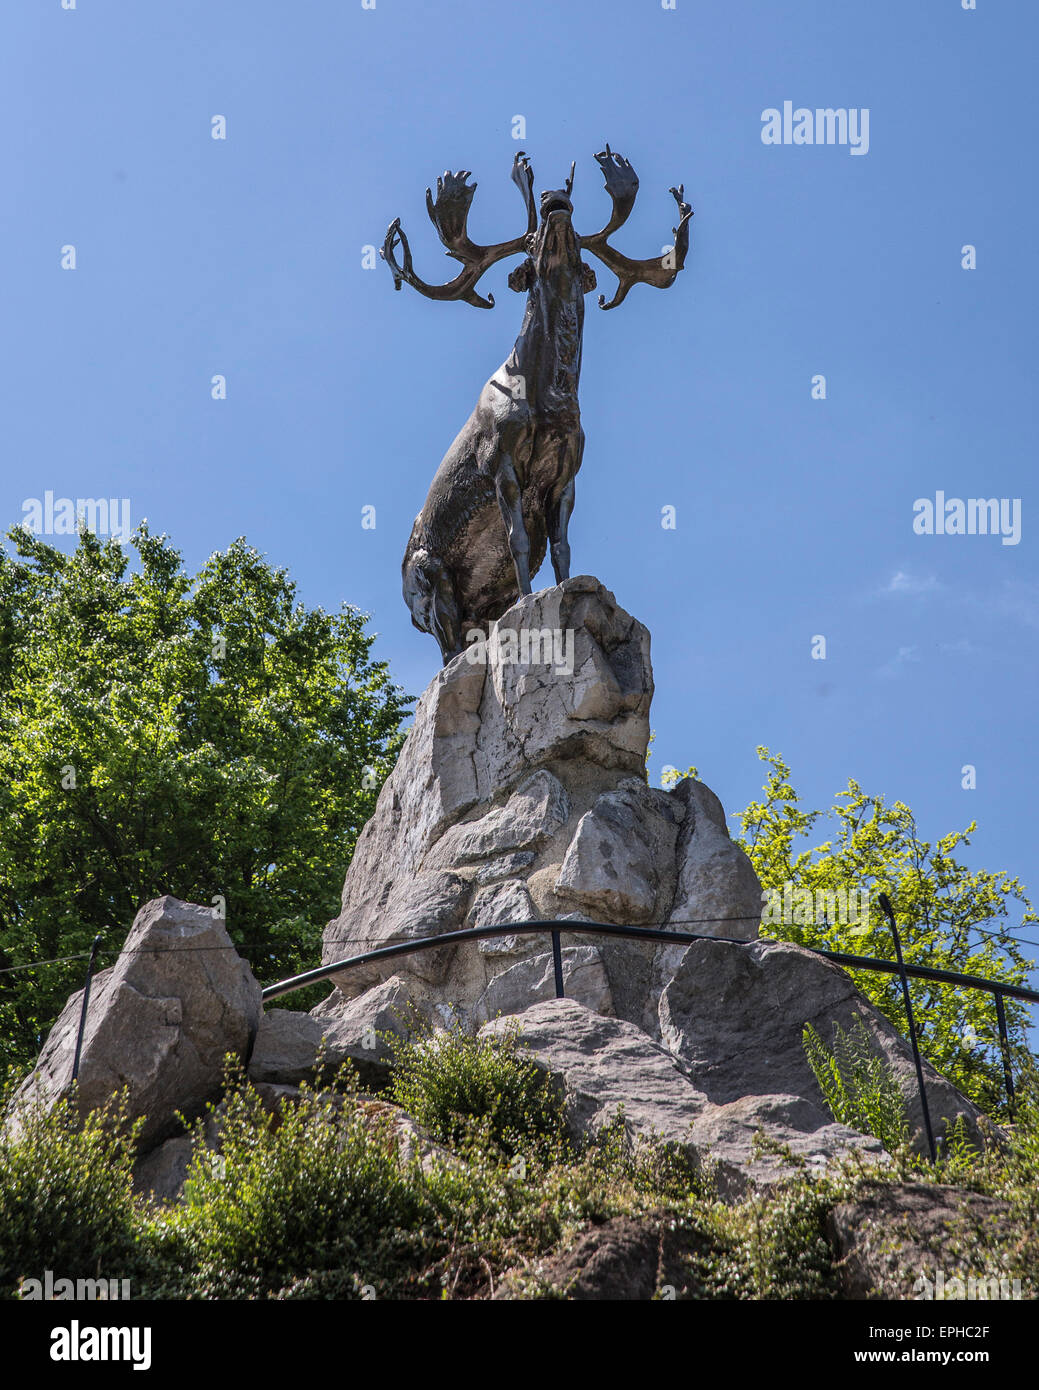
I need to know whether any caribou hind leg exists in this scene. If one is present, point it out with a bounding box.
[430,582,464,664]
[403,543,465,665]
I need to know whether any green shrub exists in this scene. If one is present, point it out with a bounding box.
[0,1089,143,1299]
[803,1018,911,1153]
[3,1036,1034,1301]
[388,1024,569,1162]
[711,1179,848,1300]
[170,1079,433,1298]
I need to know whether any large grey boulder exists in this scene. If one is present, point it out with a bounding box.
[12,897,261,1147]
[480,999,885,1197]
[321,576,760,1031]
[247,976,417,1089]
[656,939,982,1154]
[474,945,611,1026]
[665,778,762,940]
[554,779,682,923]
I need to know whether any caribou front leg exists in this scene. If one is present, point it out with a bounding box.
[495,456,532,596]
[548,430,583,582]
[548,476,576,583]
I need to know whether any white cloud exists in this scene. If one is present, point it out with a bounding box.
[991,580,1039,630]
[955,579,1039,632]
[877,645,921,680]
[881,571,941,597]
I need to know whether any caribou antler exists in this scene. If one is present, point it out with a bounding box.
[580,146,693,310]
[512,149,537,237]
[381,153,534,310]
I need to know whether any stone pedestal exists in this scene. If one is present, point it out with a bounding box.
[322,577,762,1030]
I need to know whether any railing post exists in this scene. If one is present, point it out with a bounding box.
[878,893,937,1162]
[71,934,103,1083]
[551,928,565,999]
[994,990,1016,1120]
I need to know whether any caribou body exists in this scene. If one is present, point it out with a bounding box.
[383,148,691,664]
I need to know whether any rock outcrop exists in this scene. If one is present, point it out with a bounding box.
[12,577,986,1202]
[322,577,762,1032]
[481,998,886,1196]
[477,981,982,1192]
[828,1184,1019,1299]
[315,576,981,1179]
[12,896,261,1147]
[655,938,979,1148]
[247,975,417,1089]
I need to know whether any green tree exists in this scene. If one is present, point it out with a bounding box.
[0,524,411,1076]
[664,749,1035,1115]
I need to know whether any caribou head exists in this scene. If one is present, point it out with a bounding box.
[381,145,692,312]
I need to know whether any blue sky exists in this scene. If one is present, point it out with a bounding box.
[2,2,1036,1013]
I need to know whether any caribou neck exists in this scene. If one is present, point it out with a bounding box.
[509,278,585,415]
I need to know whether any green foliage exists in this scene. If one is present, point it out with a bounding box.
[2,1033,1038,1300]
[0,1088,142,1299]
[803,1018,911,1153]
[388,1023,570,1163]
[0,525,411,1072]
[988,1056,1039,1266]
[645,730,697,789]
[707,1177,846,1300]
[170,1078,431,1299]
[733,747,1034,1114]
[660,762,698,788]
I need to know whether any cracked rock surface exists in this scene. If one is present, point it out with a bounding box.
[11,896,261,1147]
[322,577,762,1027]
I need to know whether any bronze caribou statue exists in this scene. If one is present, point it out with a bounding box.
[382,147,692,664]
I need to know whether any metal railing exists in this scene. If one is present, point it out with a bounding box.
[259,916,1039,1132]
